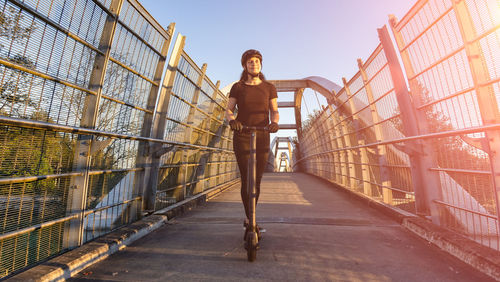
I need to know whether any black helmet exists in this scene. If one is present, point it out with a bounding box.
[241,49,262,67]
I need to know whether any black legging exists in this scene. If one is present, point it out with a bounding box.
[233,131,270,220]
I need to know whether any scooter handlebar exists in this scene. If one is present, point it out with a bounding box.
[241,125,269,132]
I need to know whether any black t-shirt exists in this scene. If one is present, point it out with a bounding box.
[229,81,278,126]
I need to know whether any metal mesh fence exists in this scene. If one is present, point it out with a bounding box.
[153,50,237,210]
[0,0,237,277]
[297,0,500,251]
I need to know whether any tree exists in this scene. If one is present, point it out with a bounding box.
[391,81,494,213]
[0,7,38,116]
[0,6,35,46]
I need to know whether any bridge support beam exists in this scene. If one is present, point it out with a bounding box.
[379,25,442,222]
[357,60,393,204]
[135,23,175,216]
[183,63,208,198]
[145,34,185,211]
[65,0,124,249]
[343,77,372,196]
[452,0,500,234]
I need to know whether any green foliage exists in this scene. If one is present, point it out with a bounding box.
[0,111,74,194]
[392,81,493,212]
[0,7,38,116]
[301,109,323,134]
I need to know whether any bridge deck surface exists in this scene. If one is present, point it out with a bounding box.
[70,173,493,281]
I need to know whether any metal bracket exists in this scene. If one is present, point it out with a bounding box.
[352,119,366,143]
[153,145,175,158]
[351,149,360,156]
[77,134,93,142]
[90,139,113,156]
[460,135,489,153]
[393,140,424,156]
[378,155,391,182]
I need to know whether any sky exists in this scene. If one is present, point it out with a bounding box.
[138,0,417,159]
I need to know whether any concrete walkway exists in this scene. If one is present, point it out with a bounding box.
[69,173,493,281]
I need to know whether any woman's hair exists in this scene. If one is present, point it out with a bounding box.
[239,70,266,82]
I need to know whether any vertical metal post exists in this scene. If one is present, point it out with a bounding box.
[343,77,373,196]
[64,0,124,248]
[379,24,442,221]
[332,113,348,186]
[185,63,207,144]
[274,141,280,169]
[325,105,337,181]
[206,81,221,188]
[206,80,221,136]
[326,104,339,184]
[358,58,393,204]
[294,88,305,142]
[452,0,500,231]
[294,88,305,171]
[135,22,175,217]
[145,34,185,211]
[249,130,257,230]
[182,63,207,197]
[318,116,326,177]
[338,89,357,189]
[320,114,330,177]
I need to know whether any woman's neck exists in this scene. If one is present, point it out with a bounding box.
[245,75,262,85]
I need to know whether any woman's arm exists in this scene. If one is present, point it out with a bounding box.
[270,98,279,123]
[226,97,237,122]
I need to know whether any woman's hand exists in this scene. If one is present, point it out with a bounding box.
[229,120,243,131]
[268,122,279,133]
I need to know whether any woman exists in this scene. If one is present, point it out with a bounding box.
[225,49,279,235]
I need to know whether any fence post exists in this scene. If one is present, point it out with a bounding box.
[64,0,124,249]
[294,88,305,171]
[331,112,348,186]
[135,22,175,217]
[183,63,207,196]
[452,0,500,232]
[324,105,337,181]
[318,113,328,178]
[145,34,186,211]
[287,138,293,170]
[206,81,221,188]
[340,79,361,190]
[379,24,442,222]
[357,57,393,204]
[343,77,373,196]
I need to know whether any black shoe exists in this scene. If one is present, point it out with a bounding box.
[244,226,249,241]
[243,219,249,241]
[256,224,262,241]
[243,220,264,241]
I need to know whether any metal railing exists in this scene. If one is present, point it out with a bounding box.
[294,0,500,251]
[0,0,237,278]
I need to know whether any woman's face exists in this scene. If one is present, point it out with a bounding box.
[245,56,261,76]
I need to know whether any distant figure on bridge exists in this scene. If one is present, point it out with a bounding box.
[225,49,280,232]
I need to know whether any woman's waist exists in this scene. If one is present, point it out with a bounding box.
[235,117,269,127]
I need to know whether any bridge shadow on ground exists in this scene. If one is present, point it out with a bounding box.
[69,173,494,282]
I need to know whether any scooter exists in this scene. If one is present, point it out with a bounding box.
[242,125,268,261]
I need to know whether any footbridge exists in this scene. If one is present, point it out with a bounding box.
[0,0,499,280]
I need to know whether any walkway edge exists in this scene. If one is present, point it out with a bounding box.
[403,217,500,281]
[7,180,239,282]
[7,215,168,282]
[309,173,500,281]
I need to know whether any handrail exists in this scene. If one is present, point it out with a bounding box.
[294,123,500,166]
[0,116,233,153]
